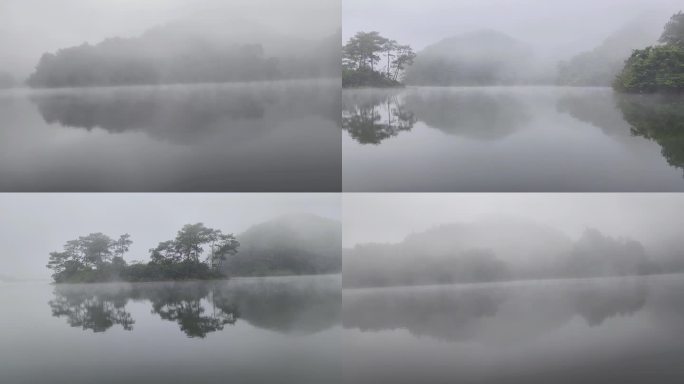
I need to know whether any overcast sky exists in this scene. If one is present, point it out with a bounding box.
[0,0,339,79]
[343,193,684,248]
[0,193,340,280]
[344,0,681,55]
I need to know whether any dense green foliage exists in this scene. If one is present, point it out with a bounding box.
[342,31,414,88]
[47,224,238,283]
[342,67,402,88]
[26,22,340,88]
[613,45,684,93]
[222,214,341,276]
[614,12,684,93]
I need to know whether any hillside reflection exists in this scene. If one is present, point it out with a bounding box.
[50,277,340,338]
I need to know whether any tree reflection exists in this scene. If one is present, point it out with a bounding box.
[403,90,530,140]
[144,284,237,338]
[616,94,684,173]
[342,89,531,144]
[342,93,415,144]
[343,278,650,343]
[48,277,340,337]
[30,82,340,145]
[49,286,134,332]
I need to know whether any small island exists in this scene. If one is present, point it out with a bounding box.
[614,12,684,93]
[46,224,238,283]
[46,214,342,283]
[342,31,415,88]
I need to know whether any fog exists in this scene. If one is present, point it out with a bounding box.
[343,194,684,247]
[0,193,340,280]
[344,0,679,54]
[343,194,684,287]
[0,0,340,81]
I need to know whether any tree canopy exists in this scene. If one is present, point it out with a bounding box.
[342,31,415,88]
[47,224,239,283]
[614,12,684,93]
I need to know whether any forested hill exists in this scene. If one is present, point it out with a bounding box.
[223,214,342,277]
[343,218,676,288]
[26,20,340,88]
[557,15,664,86]
[404,30,534,86]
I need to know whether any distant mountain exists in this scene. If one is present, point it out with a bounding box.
[223,214,341,277]
[26,19,340,88]
[557,15,664,86]
[344,218,661,288]
[404,30,535,86]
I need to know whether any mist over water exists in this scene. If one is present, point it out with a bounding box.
[343,87,684,192]
[0,276,343,384]
[0,80,341,191]
[343,275,684,384]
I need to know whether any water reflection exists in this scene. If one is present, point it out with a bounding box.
[402,90,530,140]
[0,80,341,191]
[343,276,684,384]
[342,89,530,144]
[617,94,684,172]
[344,87,684,191]
[31,88,267,145]
[343,278,650,343]
[50,277,340,338]
[49,285,135,332]
[342,91,415,144]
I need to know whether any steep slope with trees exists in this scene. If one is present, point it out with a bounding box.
[614,12,684,93]
[222,214,341,276]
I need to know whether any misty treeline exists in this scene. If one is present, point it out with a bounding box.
[26,21,340,88]
[613,11,684,93]
[342,31,416,87]
[353,11,682,92]
[46,224,238,283]
[49,277,340,337]
[46,214,342,284]
[343,219,684,288]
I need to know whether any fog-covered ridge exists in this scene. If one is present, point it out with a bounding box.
[26,19,340,88]
[225,213,342,277]
[343,217,682,288]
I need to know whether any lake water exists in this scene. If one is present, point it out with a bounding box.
[0,79,341,192]
[3,274,683,383]
[343,87,684,191]
[0,275,342,384]
[342,274,684,384]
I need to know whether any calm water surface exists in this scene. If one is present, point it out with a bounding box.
[342,274,684,384]
[0,275,342,384]
[343,87,684,191]
[0,80,341,192]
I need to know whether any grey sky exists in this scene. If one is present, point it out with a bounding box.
[0,0,339,79]
[343,0,681,55]
[343,193,684,248]
[0,193,340,280]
